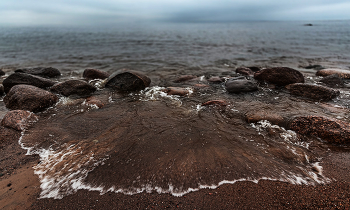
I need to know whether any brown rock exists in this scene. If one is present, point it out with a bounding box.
[2,73,56,93]
[85,97,104,108]
[163,87,190,96]
[15,67,61,78]
[4,85,58,112]
[290,116,350,144]
[50,80,97,97]
[207,77,225,83]
[289,83,340,101]
[254,67,304,86]
[105,71,151,91]
[236,67,254,76]
[0,126,21,146]
[316,69,350,79]
[319,74,345,88]
[193,84,209,88]
[83,69,110,80]
[245,111,284,126]
[1,110,38,131]
[174,75,197,83]
[201,100,228,106]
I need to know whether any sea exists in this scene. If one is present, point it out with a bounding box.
[0,20,350,199]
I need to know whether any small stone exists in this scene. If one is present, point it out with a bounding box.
[289,83,340,101]
[319,74,345,88]
[174,75,197,83]
[201,100,228,106]
[105,71,151,91]
[83,69,110,80]
[193,84,209,88]
[304,65,324,70]
[3,73,56,93]
[316,69,350,79]
[225,76,258,93]
[163,87,189,96]
[85,97,104,108]
[245,111,284,126]
[1,110,38,131]
[4,85,58,112]
[236,67,254,76]
[254,67,304,86]
[50,80,97,97]
[15,67,61,78]
[207,77,225,83]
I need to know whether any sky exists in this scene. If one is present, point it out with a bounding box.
[1,0,350,26]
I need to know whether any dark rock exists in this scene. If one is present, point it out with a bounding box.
[225,76,258,93]
[254,67,304,86]
[319,74,345,88]
[0,85,4,96]
[1,110,38,131]
[290,116,350,144]
[4,85,58,112]
[304,65,324,70]
[202,100,228,106]
[3,73,56,93]
[0,69,5,76]
[83,69,110,80]
[50,80,97,97]
[207,77,225,83]
[304,23,313,26]
[236,67,254,76]
[105,71,151,91]
[163,87,190,96]
[316,69,350,79]
[247,67,261,72]
[245,111,284,126]
[174,75,197,83]
[0,126,21,146]
[289,83,340,101]
[15,67,61,78]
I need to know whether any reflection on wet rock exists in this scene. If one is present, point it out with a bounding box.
[105,71,151,91]
[254,67,304,86]
[1,110,38,131]
[316,69,350,79]
[15,67,61,78]
[289,83,340,101]
[83,69,110,80]
[225,76,258,93]
[4,85,58,112]
[290,116,350,144]
[3,73,56,93]
[50,80,97,97]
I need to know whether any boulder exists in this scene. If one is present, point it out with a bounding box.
[236,67,254,76]
[289,83,339,101]
[83,69,110,80]
[0,126,21,146]
[316,69,350,79]
[201,100,228,106]
[319,74,345,88]
[254,67,304,86]
[4,85,58,112]
[1,110,38,131]
[163,87,190,96]
[245,111,284,126]
[50,80,97,97]
[15,67,61,78]
[105,71,151,91]
[3,73,56,93]
[225,76,258,93]
[174,75,197,83]
[290,116,350,144]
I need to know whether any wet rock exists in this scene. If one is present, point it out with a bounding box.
[105,71,151,91]
[236,67,254,76]
[207,77,225,83]
[174,75,197,83]
[247,67,261,72]
[201,100,228,106]
[289,83,340,101]
[254,67,304,86]
[1,110,38,131]
[85,96,104,108]
[0,85,4,96]
[304,65,324,70]
[0,69,5,76]
[0,126,21,146]
[245,111,284,126]
[15,67,61,78]
[50,80,97,97]
[290,116,350,144]
[163,87,190,96]
[83,69,110,80]
[316,68,350,79]
[225,76,258,93]
[319,74,345,88]
[4,85,58,112]
[3,73,56,93]
[193,84,209,88]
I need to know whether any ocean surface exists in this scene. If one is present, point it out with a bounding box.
[1,20,350,199]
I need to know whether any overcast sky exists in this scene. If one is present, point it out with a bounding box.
[1,0,350,26]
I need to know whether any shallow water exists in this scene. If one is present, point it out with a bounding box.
[1,20,350,199]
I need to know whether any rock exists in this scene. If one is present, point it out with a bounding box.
[174,75,197,83]
[201,100,228,106]
[245,111,284,126]
[290,116,350,144]
[247,67,261,72]
[105,71,151,91]
[0,85,4,96]
[83,69,110,80]
[163,87,190,96]
[1,110,38,131]
[0,126,21,146]
[50,80,97,97]
[4,85,58,112]
[0,69,5,76]
[85,96,104,108]
[236,67,254,76]
[319,74,345,88]
[304,65,324,70]
[254,67,304,86]
[3,73,56,93]
[289,83,340,101]
[225,76,258,93]
[15,67,61,78]
[193,84,209,88]
[207,77,225,83]
[316,69,350,79]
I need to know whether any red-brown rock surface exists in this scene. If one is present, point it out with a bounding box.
[50,80,97,97]
[105,71,151,91]
[83,69,110,80]
[236,67,255,76]
[163,87,190,96]
[201,100,228,106]
[316,68,350,79]
[245,111,284,126]
[1,110,38,131]
[254,67,304,86]
[289,83,340,101]
[174,75,197,83]
[2,73,56,93]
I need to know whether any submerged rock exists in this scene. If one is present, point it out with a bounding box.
[254,67,304,86]
[15,67,61,78]
[83,69,110,80]
[201,100,228,106]
[319,74,345,88]
[236,67,254,76]
[316,68,350,79]
[163,87,190,96]
[1,110,38,131]
[105,71,151,91]
[225,76,258,93]
[289,83,339,101]
[50,80,97,97]
[245,111,284,126]
[3,73,56,93]
[290,116,350,144]
[174,75,197,83]
[4,85,58,112]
